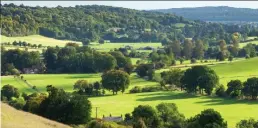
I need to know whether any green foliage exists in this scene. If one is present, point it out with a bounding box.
[101,70,130,94]
[182,39,193,59]
[23,92,47,113]
[99,39,105,44]
[9,97,26,110]
[226,80,243,98]
[215,85,226,97]
[136,64,152,78]
[181,66,218,94]
[132,105,161,128]
[190,58,197,64]
[236,118,258,128]
[186,109,227,128]
[39,85,92,124]
[161,68,184,89]
[87,120,130,128]
[129,86,142,93]
[11,68,20,76]
[2,49,41,72]
[242,77,258,100]
[1,84,20,101]
[197,73,219,95]
[156,103,185,128]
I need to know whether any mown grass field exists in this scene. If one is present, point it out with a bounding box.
[89,42,162,51]
[1,57,258,127]
[1,35,162,53]
[0,35,82,47]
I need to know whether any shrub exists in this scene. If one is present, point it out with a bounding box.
[215,85,227,97]
[129,86,142,93]
[11,68,20,76]
[99,39,105,44]
[172,60,176,66]
[142,86,163,92]
[204,60,208,63]
[191,58,197,64]
[236,118,258,128]
[9,97,26,110]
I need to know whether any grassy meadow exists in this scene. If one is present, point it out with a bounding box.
[0,35,82,47]
[1,57,258,127]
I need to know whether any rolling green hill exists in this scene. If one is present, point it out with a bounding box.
[153,6,258,22]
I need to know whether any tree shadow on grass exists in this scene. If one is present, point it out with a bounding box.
[136,92,199,101]
[195,96,258,106]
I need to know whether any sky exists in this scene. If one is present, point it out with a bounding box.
[2,1,258,10]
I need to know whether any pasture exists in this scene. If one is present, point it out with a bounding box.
[0,35,82,47]
[1,57,258,127]
[239,40,258,48]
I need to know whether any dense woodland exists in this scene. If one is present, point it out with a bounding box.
[154,6,258,22]
[1,4,258,44]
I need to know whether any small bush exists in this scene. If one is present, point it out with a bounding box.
[204,60,208,63]
[191,58,197,64]
[142,86,162,92]
[215,85,227,97]
[9,97,26,110]
[130,86,142,93]
[11,68,20,76]
[32,86,37,90]
[172,60,176,66]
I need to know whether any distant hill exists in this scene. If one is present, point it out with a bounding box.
[152,6,258,22]
[1,102,71,128]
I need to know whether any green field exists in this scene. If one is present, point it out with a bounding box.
[239,40,258,48]
[0,35,82,47]
[1,57,258,127]
[1,35,162,52]
[89,42,162,51]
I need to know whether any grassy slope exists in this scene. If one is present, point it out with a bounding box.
[1,35,162,52]
[0,35,82,47]
[1,102,71,128]
[211,57,258,85]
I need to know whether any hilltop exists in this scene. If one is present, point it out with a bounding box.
[1,102,71,128]
[153,6,258,22]
[2,4,255,44]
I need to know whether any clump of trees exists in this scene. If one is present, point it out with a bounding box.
[43,45,134,73]
[181,66,219,95]
[216,77,258,100]
[1,48,42,75]
[125,103,227,128]
[73,80,103,96]
[1,85,92,125]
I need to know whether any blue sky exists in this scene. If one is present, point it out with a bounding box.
[2,1,258,10]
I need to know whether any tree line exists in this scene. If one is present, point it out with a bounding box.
[2,4,257,44]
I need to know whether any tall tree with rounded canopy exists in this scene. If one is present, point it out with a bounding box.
[101,70,130,95]
[181,66,218,94]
